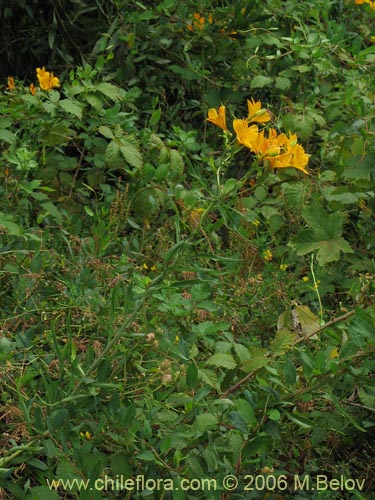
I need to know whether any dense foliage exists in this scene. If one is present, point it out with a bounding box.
[1,1,375,499]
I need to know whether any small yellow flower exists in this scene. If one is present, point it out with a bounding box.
[252,220,260,227]
[262,249,273,262]
[329,347,339,359]
[207,105,228,131]
[280,264,288,271]
[80,431,91,439]
[371,36,375,43]
[36,67,60,91]
[150,264,157,271]
[143,262,149,270]
[302,276,309,282]
[174,335,180,344]
[6,76,15,91]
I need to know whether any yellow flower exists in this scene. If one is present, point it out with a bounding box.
[329,347,339,359]
[80,431,91,439]
[252,219,260,227]
[143,262,149,270]
[247,98,271,123]
[233,119,259,148]
[262,249,273,262]
[207,105,228,131]
[29,82,36,95]
[371,36,375,43]
[280,264,288,271]
[302,276,309,282]
[6,76,15,91]
[36,67,60,90]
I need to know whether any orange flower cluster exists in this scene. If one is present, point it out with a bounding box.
[187,12,213,31]
[36,67,60,91]
[207,99,309,174]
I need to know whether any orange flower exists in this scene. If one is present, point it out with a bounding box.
[247,98,271,123]
[207,105,228,131]
[233,119,259,148]
[36,67,60,90]
[188,12,206,31]
[29,82,36,95]
[6,76,15,91]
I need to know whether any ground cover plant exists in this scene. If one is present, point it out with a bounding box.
[1,0,375,499]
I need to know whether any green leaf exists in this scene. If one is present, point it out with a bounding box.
[0,212,21,236]
[205,352,237,370]
[194,413,218,432]
[96,82,122,101]
[44,124,75,146]
[186,362,198,389]
[282,410,312,428]
[240,347,269,373]
[119,135,143,170]
[271,329,296,355]
[105,140,121,165]
[251,75,273,88]
[59,99,83,119]
[288,203,353,265]
[98,125,114,139]
[0,128,16,144]
[149,108,162,126]
[47,409,69,431]
[235,398,257,426]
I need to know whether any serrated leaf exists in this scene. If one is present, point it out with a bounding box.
[205,352,237,370]
[105,140,121,165]
[85,94,103,110]
[271,329,296,355]
[288,203,353,265]
[41,202,63,223]
[0,213,21,235]
[119,135,143,169]
[194,413,218,432]
[96,82,122,101]
[59,99,83,119]
[198,368,219,389]
[98,125,114,139]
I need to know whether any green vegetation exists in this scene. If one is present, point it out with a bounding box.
[1,1,375,499]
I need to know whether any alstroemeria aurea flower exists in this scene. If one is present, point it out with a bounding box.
[233,119,259,148]
[207,105,228,131]
[247,98,271,123]
[6,76,15,91]
[36,67,60,91]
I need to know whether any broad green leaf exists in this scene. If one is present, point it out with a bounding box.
[47,409,69,431]
[251,75,273,88]
[284,358,297,385]
[119,135,143,169]
[105,140,121,165]
[291,305,320,337]
[194,413,218,432]
[0,213,21,235]
[289,203,353,265]
[44,124,75,146]
[96,82,122,101]
[59,99,83,119]
[235,398,257,426]
[271,329,296,355]
[198,368,219,389]
[205,352,237,370]
[85,94,103,110]
[98,125,114,139]
[240,347,269,373]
